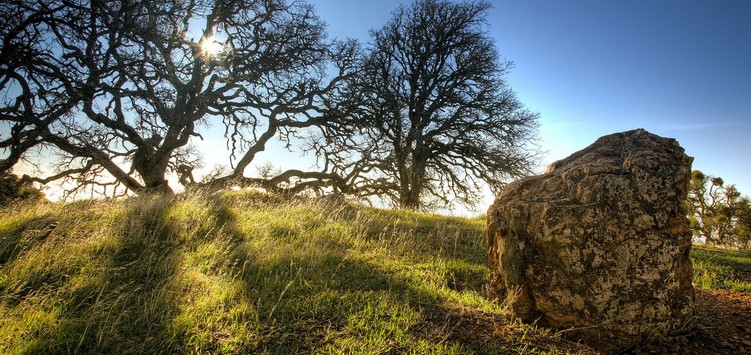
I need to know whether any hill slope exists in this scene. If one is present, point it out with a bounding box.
[0,192,749,354]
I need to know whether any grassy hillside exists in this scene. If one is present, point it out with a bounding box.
[0,192,749,354]
[0,192,573,354]
[692,246,751,292]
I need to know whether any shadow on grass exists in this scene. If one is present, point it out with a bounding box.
[201,195,557,354]
[0,213,56,266]
[1,194,578,354]
[240,253,516,353]
[5,197,186,354]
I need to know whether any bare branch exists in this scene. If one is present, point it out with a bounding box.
[314,0,540,209]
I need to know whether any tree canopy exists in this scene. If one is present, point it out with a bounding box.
[1,0,355,197]
[687,170,751,248]
[315,0,539,209]
[2,0,540,210]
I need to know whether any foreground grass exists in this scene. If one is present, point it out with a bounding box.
[0,192,576,354]
[2,192,748,354]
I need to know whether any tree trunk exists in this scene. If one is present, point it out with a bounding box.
[140,169,173,194]
[400,189,421,210]
[132,139,173,195]
[400,153,426,210]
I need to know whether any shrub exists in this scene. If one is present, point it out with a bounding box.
[0,170,44,205]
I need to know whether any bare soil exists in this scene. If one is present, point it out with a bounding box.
[610,289,751,354]
[663,289,751,355]
[441,288,751,354]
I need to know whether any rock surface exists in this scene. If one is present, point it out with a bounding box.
[487,129,695,351]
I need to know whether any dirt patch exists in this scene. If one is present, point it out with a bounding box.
[433,288,751,354]
[682,289,751,354]
[618,288,751,354]
[420,307,599,354]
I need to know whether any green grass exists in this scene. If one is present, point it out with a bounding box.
[0,192,580,354]
[691,245,751,292]
[2,191,748,354]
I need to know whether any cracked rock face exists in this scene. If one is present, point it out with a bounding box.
[487,129,695,350]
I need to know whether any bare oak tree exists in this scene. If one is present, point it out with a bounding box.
[0,0,354,196]
[317,0,539,209]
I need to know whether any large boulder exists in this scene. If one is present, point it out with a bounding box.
[487,129,695,350]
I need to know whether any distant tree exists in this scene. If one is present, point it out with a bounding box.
[0,170,43,205]
[735,201,751,248]
[316,0,539,209]
[687,171,716,241]
[0,0,355,197]
[687,170,751,248]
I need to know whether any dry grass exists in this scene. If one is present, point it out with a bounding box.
[8,191,748,353]
[0,191,589,354]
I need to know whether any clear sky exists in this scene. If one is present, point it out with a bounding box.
[314,0,751,196]
[11,0,750,208]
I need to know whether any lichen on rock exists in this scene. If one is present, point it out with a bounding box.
[487,129,695,351]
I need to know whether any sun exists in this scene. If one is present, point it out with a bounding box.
[200,35,223,56]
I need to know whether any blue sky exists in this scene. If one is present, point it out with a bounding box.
[315,0,751,194]
[10,0,749,206]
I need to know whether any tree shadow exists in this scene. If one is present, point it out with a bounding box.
[203,196,580,353]
[8,197,186,354]
[0,213,57,266]
[2,195,589,354]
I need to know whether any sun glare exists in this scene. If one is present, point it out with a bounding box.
[200,36,223,56]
